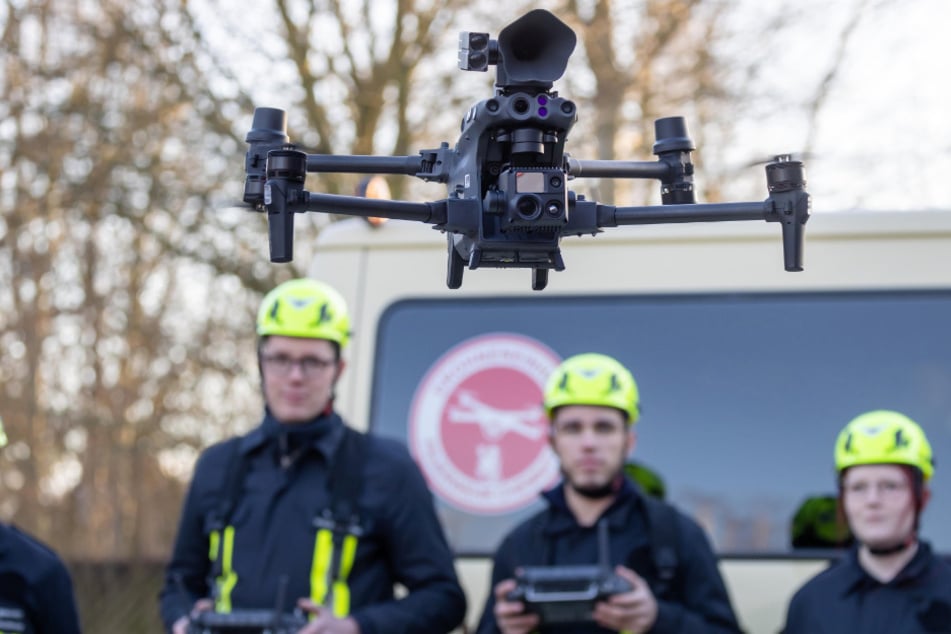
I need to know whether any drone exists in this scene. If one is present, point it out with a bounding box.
[242,9,809,290]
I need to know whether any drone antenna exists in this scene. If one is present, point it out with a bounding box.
[597,518,612,574]
[273,574,290,628]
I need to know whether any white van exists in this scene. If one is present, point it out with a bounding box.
[308,209,951,633]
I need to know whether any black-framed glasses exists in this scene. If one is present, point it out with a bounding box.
[261,354,337,377]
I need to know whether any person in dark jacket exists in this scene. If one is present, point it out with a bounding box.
[476,353,742,634]
[782,410,951,634]
[0,419,83,634]
[159,279,466,634]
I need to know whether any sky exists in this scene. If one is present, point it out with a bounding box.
[726,0,951,211]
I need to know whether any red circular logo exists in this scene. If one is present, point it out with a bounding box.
[409,333,561,514]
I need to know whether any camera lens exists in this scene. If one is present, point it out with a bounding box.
[516,195,540,220]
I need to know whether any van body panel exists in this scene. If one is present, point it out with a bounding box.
[309,210,951,632]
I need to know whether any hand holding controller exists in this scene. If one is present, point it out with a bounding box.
[504,564,633,624]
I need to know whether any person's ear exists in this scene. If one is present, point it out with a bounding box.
[548,422,560,453]
[333,358,347,383]
[920,486,932,511]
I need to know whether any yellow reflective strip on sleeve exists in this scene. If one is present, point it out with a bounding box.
[310,528,334,606]
[214,525,238,613]
[330,533,359,616]
[209,530,220,561]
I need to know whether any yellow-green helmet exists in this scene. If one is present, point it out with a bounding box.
[834,410,934,480]
[544,353,640,423]
[256,279,350,348]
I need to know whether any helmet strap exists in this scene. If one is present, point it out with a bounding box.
[866,534,916,556]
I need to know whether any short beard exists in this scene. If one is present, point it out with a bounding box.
[565,467,623,500]
[572,481,618,499]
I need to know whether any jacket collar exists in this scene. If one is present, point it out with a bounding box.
[540,476,643,536]
[840,540,935,596]
[238,408,346,463]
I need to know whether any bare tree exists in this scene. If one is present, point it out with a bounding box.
[0,0,271,558]
[264,0,474,205]
[0,0,479,560]
[0,0,872,566]
[543,0,759,204]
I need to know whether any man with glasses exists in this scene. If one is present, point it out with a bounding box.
[160,279,466,633]
[782,410,951,633]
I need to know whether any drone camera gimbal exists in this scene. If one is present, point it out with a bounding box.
[243,9,809,290]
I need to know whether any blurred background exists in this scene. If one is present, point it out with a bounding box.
[1,0,947,630]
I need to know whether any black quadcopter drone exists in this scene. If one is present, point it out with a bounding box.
[242,9,809,290]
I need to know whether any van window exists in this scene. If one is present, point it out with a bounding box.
[369,290,951,556]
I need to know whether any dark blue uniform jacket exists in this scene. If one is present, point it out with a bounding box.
[783,541,951,634]
[476,478,743,633]
[159,411,466,634]
[0,523,82,634]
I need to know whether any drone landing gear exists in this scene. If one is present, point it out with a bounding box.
[532,268,548,291]
[447,239,466,290]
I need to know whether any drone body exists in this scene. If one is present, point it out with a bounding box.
[243,10,809,290]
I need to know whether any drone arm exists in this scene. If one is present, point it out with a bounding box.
[305,154,424,176]
[565,116,696,205]
[302,145,453,183]
[264,189,447,264]
[260,146,449,263]
[566,157,669,180]
[565,156,809,272]
[601,196,808,272]
[607,201,766,226]
[302,193,448,224]
[566,193,807,272]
